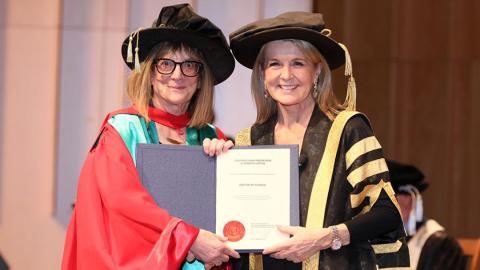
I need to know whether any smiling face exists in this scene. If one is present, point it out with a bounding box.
[262,40,321,108]
[150,49,201,114]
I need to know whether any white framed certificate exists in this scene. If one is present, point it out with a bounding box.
[136,144,299,252]
[216,146,299,252]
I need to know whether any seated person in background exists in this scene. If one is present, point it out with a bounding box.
[387,160,465,270]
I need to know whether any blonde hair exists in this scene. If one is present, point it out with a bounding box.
[126,42,215,128]
[251,39,346,124]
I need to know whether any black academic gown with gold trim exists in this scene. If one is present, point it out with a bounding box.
[233,106,409,270]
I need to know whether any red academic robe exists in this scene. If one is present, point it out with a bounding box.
[62,108,230,270]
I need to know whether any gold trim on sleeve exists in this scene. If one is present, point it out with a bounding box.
[383,182,402,214]
[350,180,385,209]
[347,158,388,187]
[371,240,403,254]
[351,180,403,219]
[345,136,381,169]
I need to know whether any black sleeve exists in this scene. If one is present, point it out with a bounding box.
[344,190,402,243]
[341,115,403,244]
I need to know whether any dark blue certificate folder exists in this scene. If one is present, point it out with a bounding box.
[136,144,299,249]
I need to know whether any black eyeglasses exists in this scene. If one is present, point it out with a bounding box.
[154,58,203,77]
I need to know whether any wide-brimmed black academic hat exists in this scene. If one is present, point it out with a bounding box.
[121,3,235,85]
[387,160,429,193]
[229,11,345,70]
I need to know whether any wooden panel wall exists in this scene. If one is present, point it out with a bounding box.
[314,0,480,237]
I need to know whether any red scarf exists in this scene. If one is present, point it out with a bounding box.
[148,106,190,131]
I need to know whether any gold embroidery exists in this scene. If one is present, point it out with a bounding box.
[347,158,388,187]
[302,253,319,270]
[249,253,263,270]
[345,136,381,169]
[372,240,403,254]
[235,127,251,146]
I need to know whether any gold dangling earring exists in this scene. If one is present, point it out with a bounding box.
[312,79,319,98]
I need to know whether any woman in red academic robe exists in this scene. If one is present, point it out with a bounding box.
[61,4,239,270]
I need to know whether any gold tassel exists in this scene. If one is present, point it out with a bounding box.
[338,43,356,111]
[134,28,142,73]
[126,34,133,63]
[134,47,140,72]
[345,76,356,111]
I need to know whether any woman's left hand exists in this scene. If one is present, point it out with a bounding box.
[262,225,332,263]
[203,138,234,156]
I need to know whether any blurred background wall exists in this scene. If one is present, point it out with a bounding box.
[0,0,65,269]
[0,0,478,268]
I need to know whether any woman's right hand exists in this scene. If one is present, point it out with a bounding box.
[202,138,234,157]
[190,229,240,267]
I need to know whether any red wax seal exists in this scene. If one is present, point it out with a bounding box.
[223,220,245,242]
